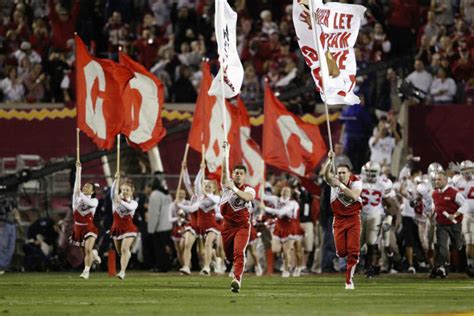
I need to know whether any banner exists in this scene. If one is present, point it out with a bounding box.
[208,0,244,98]
[119,52,166,151]
[188,62,240,174]
[235,97,264,193]
[262,83,326,177]
[75,35,133,149]
[293,0,365,105]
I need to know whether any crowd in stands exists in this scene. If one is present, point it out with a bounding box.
[0,0,472,108]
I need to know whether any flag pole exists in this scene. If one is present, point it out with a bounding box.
[217,0,230,179]
[175,143,190,201]
[76,128,80,163]
[308,0,334,155]
[116,134,121,175]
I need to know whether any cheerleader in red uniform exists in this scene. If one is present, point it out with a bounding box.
[110,172,138,280]
[263,186,299,277]
[195,179,222,276]
[177,167,204,275]
[290,195,305,277]
[169,189,189,268]
[71,162,101,280]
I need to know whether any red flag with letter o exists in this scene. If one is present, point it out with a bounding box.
[119,52,166,151]
[262,83,326,177]
[75,35,133,149]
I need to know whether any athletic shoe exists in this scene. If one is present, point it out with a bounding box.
[230,279,241,293]
[311,267,322,274]
[214,258,225,275]
[437,266,447,278]
[389,269,398,274]
[179,266,191,275]
[345,282,355,290]
[79,271,89,280]
[255,264,263,277]
[200,268,210,276]
[116,271,125,280]
[408,266,416,274]
[92,249,101,265]
[419,261,427,269]
[228,269,234,278]
[282,270,290,278]
[292,267,301,277]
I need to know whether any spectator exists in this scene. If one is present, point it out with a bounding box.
[24,62,47,102]
[431,0,454,28]
[241,63,261,105]
[430,67,457,104]
[29,19,50,60]
[420,11,440,45]
[369,118,397,167]
[103,11,127,58]
[0,67,25,102]
[12,41,41,65]
[416,35,434,66]
[48,0,80,51]
[372,23,391,61]
[260,10,278,35]
[406,59,433,100]
[134,28,161,70]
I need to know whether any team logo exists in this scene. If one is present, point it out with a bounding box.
[229,194,246,211]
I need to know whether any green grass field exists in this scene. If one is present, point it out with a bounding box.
[0,272,473,315]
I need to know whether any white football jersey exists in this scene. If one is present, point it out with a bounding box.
[415,181,433,219]
[360,178,393,217]
[454,177,474,213]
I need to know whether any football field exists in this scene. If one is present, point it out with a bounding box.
[0,272,473,315]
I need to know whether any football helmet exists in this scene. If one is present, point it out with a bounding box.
[362,161,381,183]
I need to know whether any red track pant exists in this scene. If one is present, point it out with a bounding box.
[333,215,361,285]
[222,222,250,282]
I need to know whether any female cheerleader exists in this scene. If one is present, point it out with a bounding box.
[110,172,138,280]
[71,162,101,279]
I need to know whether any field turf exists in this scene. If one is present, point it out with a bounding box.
[0,272,473,315]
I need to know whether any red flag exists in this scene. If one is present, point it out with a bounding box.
[235,97,265,195]
[75,35,133,149]
[188,62,240,175]
[262,83,327,177]
[119,52,166,151]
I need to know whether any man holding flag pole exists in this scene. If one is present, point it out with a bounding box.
[293,0,366,289]
[208,0,250,292]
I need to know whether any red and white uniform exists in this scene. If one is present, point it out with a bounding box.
[454,176,474,244]
[360,177,393,246]
[330,174,362,286]
[110,180,138,240]
[263,194,299,242]
[70,166,99,246]
[220,183,256,282]
[169,200,190,242]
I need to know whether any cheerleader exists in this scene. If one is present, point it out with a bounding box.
[263,186,299,277]
[168,189,189,267]
[195,179,222,276]
[71,162,101,280]
[178,166,204,275]
[110,172,138,280]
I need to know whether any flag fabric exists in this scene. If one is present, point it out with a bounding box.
[262,83,327,177]
[208,0,244,98]
[119,52,166,152]
[293,0,366,105]
[188,62,240,175]
[75,35,133,149]
[235,97,265,194]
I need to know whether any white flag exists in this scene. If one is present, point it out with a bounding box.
[293,0,366,105]
[208,0,244,98]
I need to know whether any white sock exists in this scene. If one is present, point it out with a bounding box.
[83,266,90,273]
